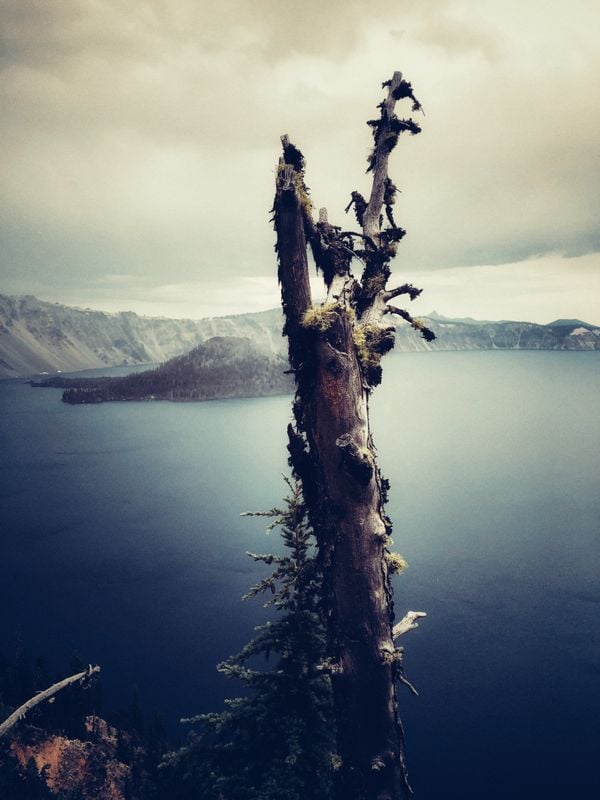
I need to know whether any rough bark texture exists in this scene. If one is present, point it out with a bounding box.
[273,73,431,800]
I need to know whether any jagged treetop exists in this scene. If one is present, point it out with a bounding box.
[275,71,434,388]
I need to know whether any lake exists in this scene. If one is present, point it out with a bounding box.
[1,352,599,799]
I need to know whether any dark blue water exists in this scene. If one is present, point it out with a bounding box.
[1,352,599,798]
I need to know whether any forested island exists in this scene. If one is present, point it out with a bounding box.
[31,336,293,403]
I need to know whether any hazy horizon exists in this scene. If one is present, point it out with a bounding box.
[3,287,599,328]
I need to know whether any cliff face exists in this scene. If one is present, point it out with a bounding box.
[425,316,600,352]
[0,294,285,378]
[1,294,599,379]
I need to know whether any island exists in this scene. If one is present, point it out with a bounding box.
[31,336,293,403]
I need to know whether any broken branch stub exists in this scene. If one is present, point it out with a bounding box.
[393,611,428,640]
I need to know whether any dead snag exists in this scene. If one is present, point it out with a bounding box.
[273,72,430,800]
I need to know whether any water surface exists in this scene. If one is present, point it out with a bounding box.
[1,352,598,798]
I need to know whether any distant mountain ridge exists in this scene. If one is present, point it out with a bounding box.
[0,294,284,379]
[1,294,599,379]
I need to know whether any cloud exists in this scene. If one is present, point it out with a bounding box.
[0,0,599,319]
[23,252,598,329]
[413,252,600,325]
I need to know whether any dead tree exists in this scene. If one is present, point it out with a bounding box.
[0,665,101,739]
[273,72,432,800]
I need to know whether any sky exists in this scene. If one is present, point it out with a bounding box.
[1,0,599,324]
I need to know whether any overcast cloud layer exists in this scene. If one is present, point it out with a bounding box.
[1,0,599,323]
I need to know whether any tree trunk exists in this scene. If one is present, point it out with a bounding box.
[273,73,432,800]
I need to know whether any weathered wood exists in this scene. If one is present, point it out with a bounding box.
[393,611,427,640]
[363,71,405,244]
[0,665,100,739]
[273,72,430,800]
[274,141,313,374]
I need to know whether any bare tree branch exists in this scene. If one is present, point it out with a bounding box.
[384,284,423,302]
[0,665,101,739]
[398,672,420,697]
[386,305,436,342]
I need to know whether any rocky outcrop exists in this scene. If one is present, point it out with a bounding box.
[8,716,150,800]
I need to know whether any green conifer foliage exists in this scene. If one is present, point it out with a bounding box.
[161,479,335,800]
